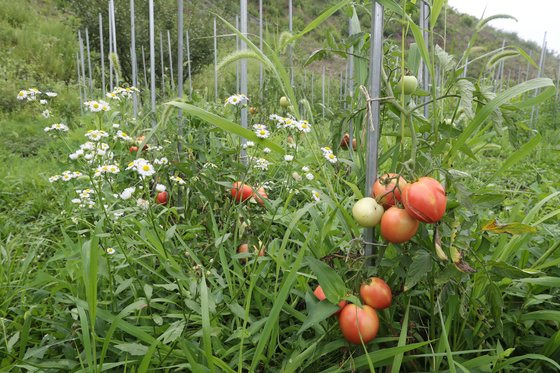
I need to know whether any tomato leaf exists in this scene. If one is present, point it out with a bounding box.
[306,256,347,303]
[482,220,537,235]
[404,250,432,291]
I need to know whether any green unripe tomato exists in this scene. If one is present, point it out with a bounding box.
[396,75,418,95]
[352,197,384,228]
[279,96,290,108]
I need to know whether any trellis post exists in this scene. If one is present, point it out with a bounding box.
[110,0,118,86]
[259,0,263,99]
[108,3,113,91]
[167,30,175,91]
[160,32,166,91]
[78,31,87,102]
[130,0,138,119]
[85,28,93,95]
[214,17,218,101]
[236,15,240,93]
[289,0,293,85]
[142,46,148,90]
[322,66,325,118]
[240,0,248,164]
[364,1,384,258]
[99,13,106,96]
[419,0,429,117]
[76,53,83,114]
[149,0,156,127]
[186,30,193,96]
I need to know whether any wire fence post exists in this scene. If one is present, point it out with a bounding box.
[142,45,148,90]
[240,0,248,164]
[149,0,156,127]
[76,53,83,114]
[167,30,175,91]
[348,13,357,157]
[110,0,118,86]
[236,15,240,93]
[130,0,138,119]
[364,1,384,259]
[108,3,113,91]
[160,32,166,92]
[78,30,87,103]
[259,0,263,99]
[289,0,293,86]
[99,13,106,96]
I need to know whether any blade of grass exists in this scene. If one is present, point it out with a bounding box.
[391,299,410,373]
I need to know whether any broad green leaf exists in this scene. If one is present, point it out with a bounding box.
[488,134,542,181]
[521,310,560,322]
[445,78,554,165]
[430,0,446,27]
[404,250,432,291]
[166,101,284,155]
[298,300,339,335]
[306,256,348,303]
[114,343,148,356]
[517,277,560,287]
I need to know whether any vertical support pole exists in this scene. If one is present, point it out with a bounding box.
[167,30,175,91]
[259,0,263,99]
[110,0,118,85]
[99,13,106,96]
[322,66,325,118]
[130,0,138,119]
[214,17,218,101]
[77,53,84,114]
[142,46,148,90]
[364,1,384,258]
[177,0,184,153]
[311,71,314,107]
[78,31,87,102]
[348,15,356,157]
[289,0,293,85]
[149,0,156,127]
[419,0,429,118]
[531,32,547,127]
[240,0,248,164]
[498,39,506,90]
[186,30,193,96]
[108,3,114,91]
[339,71,343,106]
[160,32,165,91]
[236,15,240,93]
[85,28,93,95]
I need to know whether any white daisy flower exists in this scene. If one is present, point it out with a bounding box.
[154,157,169,165]
[120,187,136,200]
[254,158,270,170]
[284,155,294,162]
[325,153,338,163]
[137,161,156,177]
[306,173,314,180]
[255,128,270,139]
[312,190,321,201]
[136,198,149,209]
[71,198,81,204]
[48,175,61,183]
[321,147,333,155]
[246,141,255,147]
[45,92,57,97]
[40,99,48,105]
[42,110,51,118]
[51,123,69,132]
[302,166,310,172]
[170,175,186,185]
[155,184,166,192]
[106,247,116,255]
[115,130,132,142]
[17,90,28,100]
[253,124,266,131]
[296,120,312,133]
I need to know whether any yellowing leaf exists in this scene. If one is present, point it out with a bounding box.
[482,220,537,235]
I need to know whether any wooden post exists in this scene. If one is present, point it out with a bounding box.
[99,13,106,96]
[130,0,138,119]
[240,0,248,164]
[149,0,156,127]
[364,1,384,258]
[167,30,175,91]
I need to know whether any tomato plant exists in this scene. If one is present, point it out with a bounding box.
[380,206,419,243]
[231,181,253,202]
[360,277,392,310]
[402,177,447,223]
[338,304,379,345]
[352,197,384,228]
[313,285,347,313]
[372,173,407,209]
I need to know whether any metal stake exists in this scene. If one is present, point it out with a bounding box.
[99,13,106,95]
[167,29,175,91]
[149,0,156,127]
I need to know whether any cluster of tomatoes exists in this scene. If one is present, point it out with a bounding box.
[230,181,268,205]
[352,173,446,243]
[313,277,391,344]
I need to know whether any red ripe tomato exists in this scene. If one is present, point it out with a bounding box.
[254,187,268,205]
[237,243,249,254]
[372,173,407,209]
[129,146,138,153]
[231,182,253,202]
[338,304,379,344]
[313,285,347,314]
[360,277,392,310]
[380,206,419,244]
[402,177,446,223]
[156,191,168,205]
